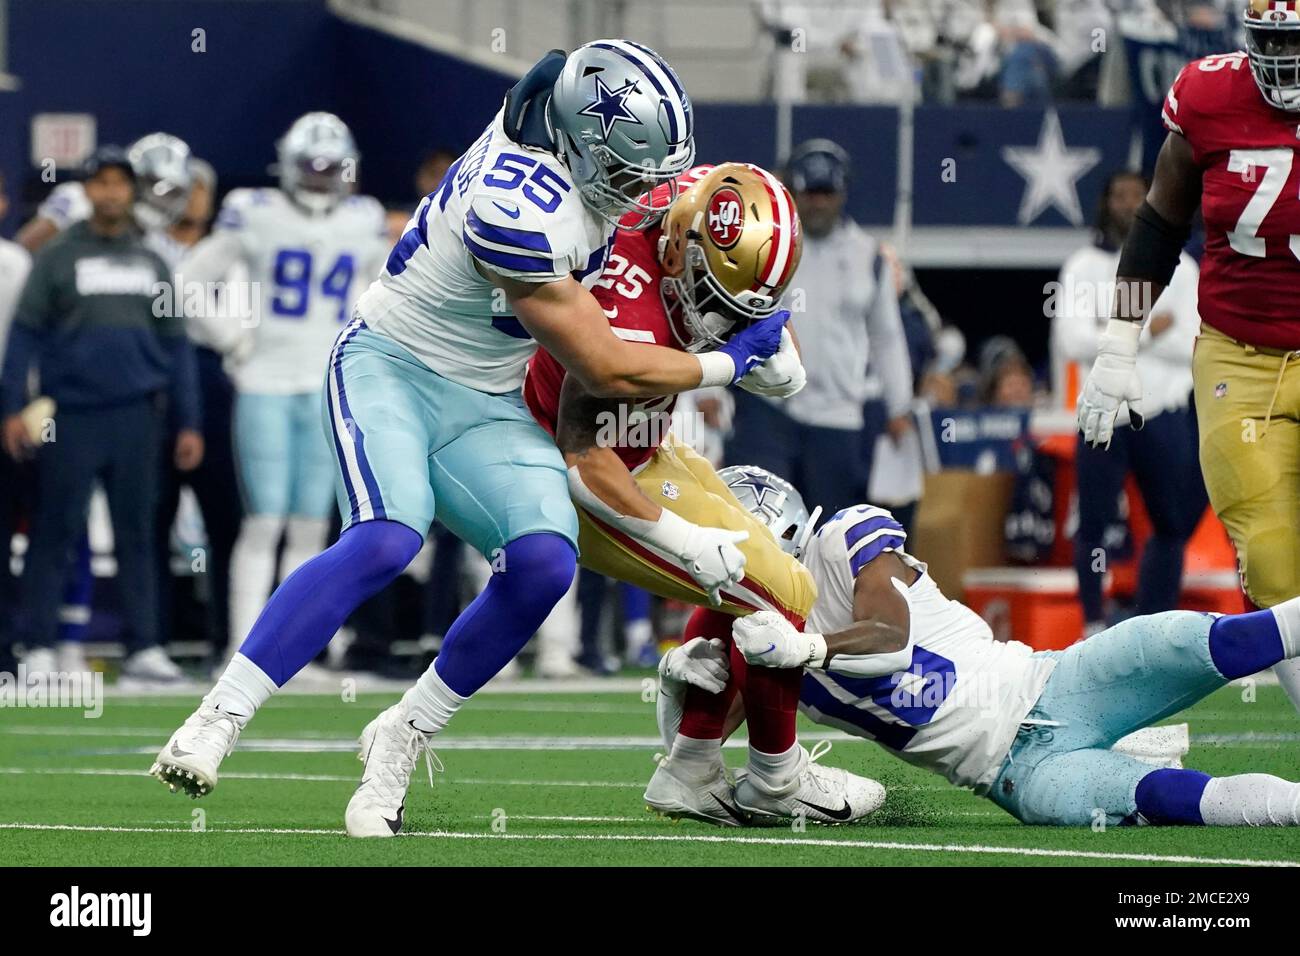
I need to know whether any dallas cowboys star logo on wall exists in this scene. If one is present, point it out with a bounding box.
[579,75,643,139]
[1001,110,1100,227]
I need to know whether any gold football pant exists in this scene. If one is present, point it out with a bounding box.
[576,438,817,624]
[1194,324,1300,608]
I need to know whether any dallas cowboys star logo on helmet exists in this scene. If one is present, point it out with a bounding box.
[727,472,785,521]
[578,75,643,139]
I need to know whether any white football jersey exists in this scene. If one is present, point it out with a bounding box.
[180,187,388,393]
[800,505,1057,790]
[354,109,615,395]
[37,181,188,269]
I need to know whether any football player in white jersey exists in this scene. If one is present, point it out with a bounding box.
[19,133,196,269]
[177,112,390,659]
[152,42,791,836]
[672,468,1300,827]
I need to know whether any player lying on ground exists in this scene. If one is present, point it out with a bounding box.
[665,469,1300,826]
[1076,0,1300,711]
[151,42,789,822]
[526,162,882,825]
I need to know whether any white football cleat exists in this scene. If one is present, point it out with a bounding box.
[1113,723,1190,769]
[735,741,885,825]
[122,646,185,683]
[643,754,751,827]
[150,702,242,798]
[57,641,89,675]
[21,646,57,679]
[345,703,442,838]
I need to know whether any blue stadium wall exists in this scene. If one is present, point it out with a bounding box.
[0,0,1138,236]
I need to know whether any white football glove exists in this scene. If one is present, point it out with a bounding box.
[737,327,806,398]
[732,610,826,670]
[1077,319,1144,448]
[676,525,748,606]
[658,636,730,694]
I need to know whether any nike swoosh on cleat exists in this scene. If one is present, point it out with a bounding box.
[384,806,404,834]
[761,643,776,654]
[797,798,854,821]
[493,201,521,219]
[711,795,750,824]
[170,743,193,758]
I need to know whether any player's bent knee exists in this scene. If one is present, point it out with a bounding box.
[500,532,577,602]
[341,519,424,587]
[1133,768,1211,825]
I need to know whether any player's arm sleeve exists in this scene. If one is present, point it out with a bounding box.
[865,252,914,417]
[462,195,575,284]
[176,230,248,353]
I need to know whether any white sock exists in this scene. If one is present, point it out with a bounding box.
[1273,659,1300,715]
[206,653,277,728]
[747,741,802,793]
[280,516,329,580]
[228,514,285,655]
[1268,595,1300,658]
[1199,773,1300,826]
[402,665,468,735]
[668,734,722,781]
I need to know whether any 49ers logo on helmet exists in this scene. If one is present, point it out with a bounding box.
[706,187,744,249]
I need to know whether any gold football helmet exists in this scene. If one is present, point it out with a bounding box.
[657,162,802,353]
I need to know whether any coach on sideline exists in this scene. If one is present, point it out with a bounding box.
[0,147,204,677]
[726,138,914,517]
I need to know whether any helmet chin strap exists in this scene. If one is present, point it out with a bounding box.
[793,506,822,560]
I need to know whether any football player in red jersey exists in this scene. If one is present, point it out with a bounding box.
[524,163,885,826]
[1078,0,1300,711]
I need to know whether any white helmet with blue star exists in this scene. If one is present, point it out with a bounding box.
[717,465,821,560]
[549,39,695,230]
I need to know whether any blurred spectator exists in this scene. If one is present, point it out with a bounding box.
[0,170,33,671]
[978,335,1036,407]
[727,138,913,518]
[1053,169,1206,638]
[1053,0,1115,99]
[995,0,1061,106]
[757,0,917,103]
[0,148,202,679]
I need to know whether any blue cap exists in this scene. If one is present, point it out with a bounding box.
[81,145,136,182]
[786,138,850,194]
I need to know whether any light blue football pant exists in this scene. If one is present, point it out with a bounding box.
[321,319,578,558]
[986,610,1224,826]
[235,391,337,518]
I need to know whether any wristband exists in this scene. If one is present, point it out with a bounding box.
[807,632,828,669]
[1101,318,1141,353]
[696,351,736,388]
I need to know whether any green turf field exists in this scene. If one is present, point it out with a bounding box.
[2,680,1299,866]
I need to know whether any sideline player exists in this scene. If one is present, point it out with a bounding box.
[178,112,389,659]
[1076,1,1300,711]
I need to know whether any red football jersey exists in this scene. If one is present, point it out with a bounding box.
[1163,52,1300,348]
[523,223,681,471]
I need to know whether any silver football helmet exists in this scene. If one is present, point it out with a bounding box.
[278,112,358,214]
[549,39,695,229]
[717,465,821,560]
[127,132,194,231]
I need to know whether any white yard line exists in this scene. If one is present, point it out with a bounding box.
[0,766,648,788]
[1,821,1294,867]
